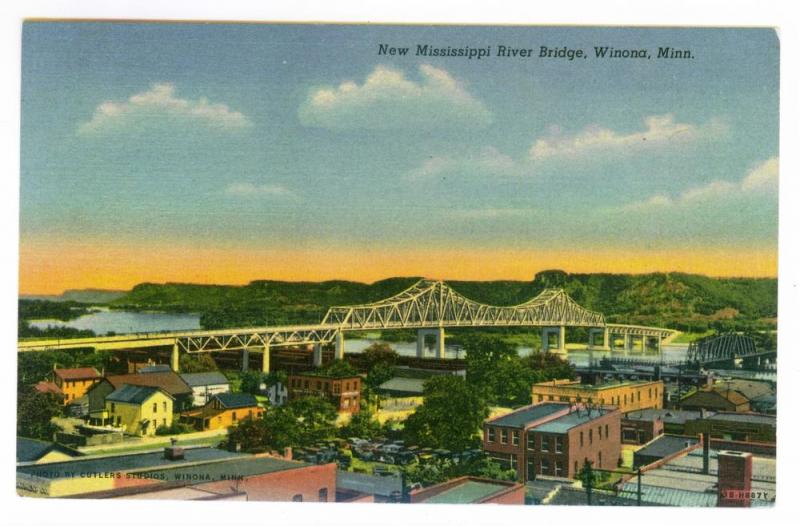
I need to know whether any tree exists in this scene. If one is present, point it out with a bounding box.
[402,376,488,451]
[362,342,398,370]
[364,361,395,397]
[405,456,516,487]
[339,403,382,440]
[290,396,339,444]
[240,371,265,394]
[319,360,358,378]
[17,389,62,440]
[179,353,218,373]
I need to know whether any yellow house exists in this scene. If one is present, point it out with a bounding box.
[104,384,174,436]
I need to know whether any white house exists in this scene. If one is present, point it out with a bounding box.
[180,371,231,407]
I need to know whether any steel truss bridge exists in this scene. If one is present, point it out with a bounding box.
[17,279,675,372]
[686,333,774,365]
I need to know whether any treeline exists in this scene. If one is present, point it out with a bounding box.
[19,299,95,321]
[106,270,776,333]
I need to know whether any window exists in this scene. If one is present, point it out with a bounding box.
[527,434,535,450]
[559,396,569,402]
[318,488,328,502]
[554,461,563,477]
[574,461,578,474]
[163,401,167,412]
[540,458,550,475]
[110,402,115,413]
[163,418,166,426]
[500,429,508,444]
[343,398,350,408]
[304,381,309,389]
[548,395,554,401]
[232,411,237,421]
[576,396,582,402]
[116,416,121,426]
[345,382,350,391]
[598,451,602,467]
[598,426,602,440]
[637,391,641,401]
[649,387,652,399]
[538,395,544,402]
[541,436,549,452]
[605,424,609,438]
[512,431,519,446]
[292,494,303,502]
[316,381,321,390]
[589,429,593,445]
[624,394,627,405]
[527,459,536,481]
[555,436,563,453]
[509,454,517,469]
[580,432,584,447]
[153,402,157,413]
[487,427,496,443]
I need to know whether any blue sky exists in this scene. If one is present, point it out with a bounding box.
[19,23,779,291]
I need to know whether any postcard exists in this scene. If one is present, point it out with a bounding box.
[15,20,778,508]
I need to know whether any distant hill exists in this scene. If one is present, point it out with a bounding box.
[111,271,777,333]
[21,289,127,304]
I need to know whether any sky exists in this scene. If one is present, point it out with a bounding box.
[19,23,779,294]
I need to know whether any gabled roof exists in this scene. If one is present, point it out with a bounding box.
[102,372,192,396]
[17,437,81,463]
[211,392,259,409]
[34,381,63,396]
[54,367,101,381]
[106,384,173,404]
[180,371,230,387]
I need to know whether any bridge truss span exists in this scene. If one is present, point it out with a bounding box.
[321,279,606,330]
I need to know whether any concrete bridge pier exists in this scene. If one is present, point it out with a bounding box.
[588,328,610,350]
[542,326,566,354]
[335,331,345,360]
[171,342,180,372]
[416,328,446,359]
[313,344,323,367]
[262,342,271,373]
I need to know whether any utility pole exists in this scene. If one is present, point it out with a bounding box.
[583,459,593,505]
[637,468,642,506]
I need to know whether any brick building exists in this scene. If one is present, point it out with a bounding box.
[288,373,361,413]
[532,379,663,412]
[482,402,621,482]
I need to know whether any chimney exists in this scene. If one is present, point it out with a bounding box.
[702,433,710,475]
[164,438,185,460]
[717,451,753,507]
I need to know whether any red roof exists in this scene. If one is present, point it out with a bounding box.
[103,372,192,396]
[54,367,101,380]
[35,381,63,396]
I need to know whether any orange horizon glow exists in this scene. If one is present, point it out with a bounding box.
[18,238,778,295]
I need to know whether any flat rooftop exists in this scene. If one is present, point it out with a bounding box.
[17,446,241,480]
[135,455,309,482]
[534,380,659,391]
[623,409,708,424]
[707,412,776,426]
[487,403,567,429]
[635,435,698,460]
[416,480,512,504]
[620,448,775,507]
[534,408,613,434]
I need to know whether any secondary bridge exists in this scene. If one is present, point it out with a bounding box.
[17,279,676,372]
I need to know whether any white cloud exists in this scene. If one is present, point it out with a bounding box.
[529,114,728,161]
[408,146,523,179]
[79,83,251,134]
[620,157,778,211]
[225,183,294,198]
[447,208,529,220]
[298,64,492,130]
